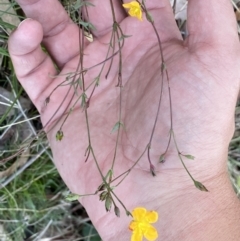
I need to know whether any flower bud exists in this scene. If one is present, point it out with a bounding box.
[114,206,120,217]
[99,191,108,201]
[105,194,112,212]
[56,130,64,141]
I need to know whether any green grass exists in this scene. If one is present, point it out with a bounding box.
[0,153,101,240]
[0,1,101,240]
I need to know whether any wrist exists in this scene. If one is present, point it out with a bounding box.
[160,168,240,241]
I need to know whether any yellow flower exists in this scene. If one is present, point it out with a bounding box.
[122,1,142,21]
[129,207,158,241]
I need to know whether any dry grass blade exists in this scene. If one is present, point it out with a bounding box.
[0,0,20,34]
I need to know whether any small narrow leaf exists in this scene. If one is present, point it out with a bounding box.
[79,20,96,31]
[182,154,195,160]
[111,121,124,133]
[118,34,132,42]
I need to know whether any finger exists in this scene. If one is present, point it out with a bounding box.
[122,0,182,42]
[186,0,238,48]
[8,19,56,109]
[17,0,85,68]
[83,0,127,38]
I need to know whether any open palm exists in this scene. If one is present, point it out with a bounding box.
[9,0,240,240]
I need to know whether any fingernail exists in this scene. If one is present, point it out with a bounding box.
[17,18,33,29]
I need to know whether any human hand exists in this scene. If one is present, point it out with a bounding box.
[9,0,240,240]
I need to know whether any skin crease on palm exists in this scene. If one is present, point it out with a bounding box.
[8,0,240,240]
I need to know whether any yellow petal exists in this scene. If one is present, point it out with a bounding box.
[122,1,142,21]
[128,8,142,20]
[123,1,140,9]
[131,229,143,241]
[129,221,138,231]
[145,211,158,223]
[128,1,141,7]
[132,207,147,221]
[143,225,158,241]
[135,10,142,21]
[122,3,133,9]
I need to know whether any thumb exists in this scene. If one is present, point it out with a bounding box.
[8,18,57,111]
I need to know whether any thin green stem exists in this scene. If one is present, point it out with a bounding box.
[110,145,149,186]
[171,130,195,182]
[140,2,173,164]
[109,0,125,173]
